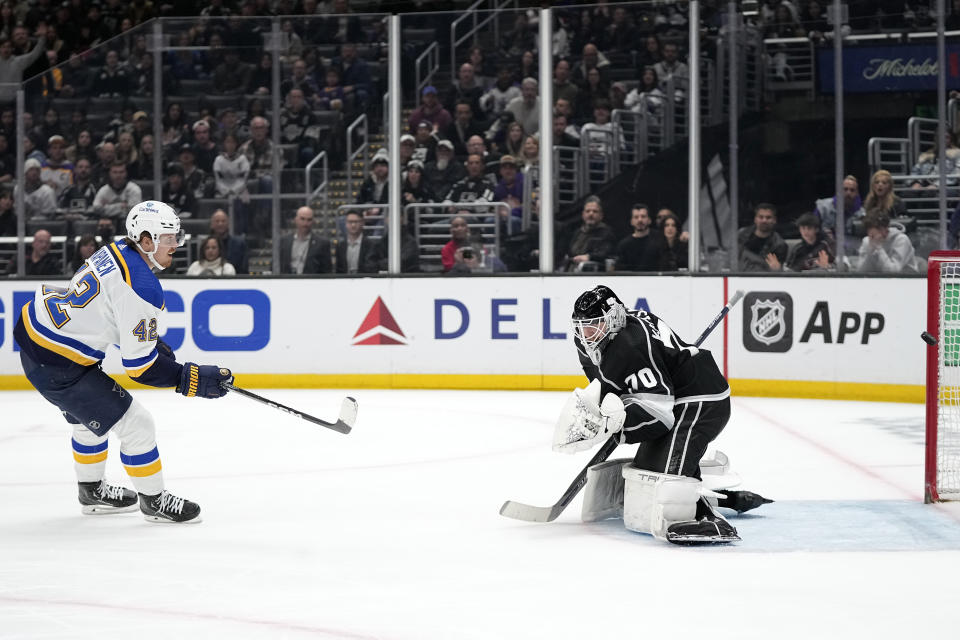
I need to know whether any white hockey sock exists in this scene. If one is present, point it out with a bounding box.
[111,399,165,496]
[71,424,108,483]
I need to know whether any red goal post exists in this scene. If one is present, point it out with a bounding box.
[926,251,960,502]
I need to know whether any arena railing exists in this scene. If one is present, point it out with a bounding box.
[414,42,440,108]
[449,0,518,79]
[407,201,505,273]
[346,114,370,204]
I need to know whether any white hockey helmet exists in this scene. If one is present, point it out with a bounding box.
[125,200,184,270]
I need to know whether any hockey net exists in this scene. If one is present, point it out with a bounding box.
[927,252,960,502]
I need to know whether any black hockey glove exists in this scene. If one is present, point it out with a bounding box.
[177,363,233,399]
[156,338,175,359]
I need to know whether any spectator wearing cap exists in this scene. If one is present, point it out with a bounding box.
[41,135,74,199]
[444,63,485,115]
[162,163,197,219]
[479,67,521,116]
[213,48,252,95]
[178,143,211,199]
[190,119,219,173]
[93,161,141,220]
[5,229,61,276]
[506,78,541,136]
[769,212,835,272]
[399,134,417,169]
[18,158,57,219]
[402,160,437,210]
[442,100,485,158]
[91,49,130,97]
[493,154,524,235]
[413,121,437,164]
[424,139,466,199]
[358,149,390,207]
[280,88,320,168]
[0,23,46,102]
[408,85,452,133]
[59,156,97,213]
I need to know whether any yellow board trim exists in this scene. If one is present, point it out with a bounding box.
[124,459,162,477]
[73,451,108,464]
[20,305,99,366]
[0,373,926,403]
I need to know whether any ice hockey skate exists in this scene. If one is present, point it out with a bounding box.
[665,497,741,545]
[139,490,202,524]
[78,480,138,514]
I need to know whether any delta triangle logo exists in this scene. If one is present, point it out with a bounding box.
[352,296,408,345]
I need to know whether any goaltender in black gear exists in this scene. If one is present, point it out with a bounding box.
[563,285,771,543]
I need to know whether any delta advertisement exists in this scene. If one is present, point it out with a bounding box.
[0,276,927,400]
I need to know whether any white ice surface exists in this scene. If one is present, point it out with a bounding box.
[2,389,959,639]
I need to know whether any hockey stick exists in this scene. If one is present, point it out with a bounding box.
[223,383,357,434]
[499,289,745,523]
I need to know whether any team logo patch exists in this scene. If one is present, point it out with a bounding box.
[743,292,793,352]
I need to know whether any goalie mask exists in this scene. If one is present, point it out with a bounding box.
[125,200,184,270]
[572,285,627,365]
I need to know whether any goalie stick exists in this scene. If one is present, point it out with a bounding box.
[499,289,745,523]
[223,383,357,434]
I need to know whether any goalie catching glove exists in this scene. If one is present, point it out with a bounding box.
[552,379,626,453]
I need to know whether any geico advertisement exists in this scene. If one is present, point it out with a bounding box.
[0,277,723,377]
[727,277,925,385]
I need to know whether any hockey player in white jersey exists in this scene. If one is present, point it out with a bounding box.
[14,201,233,523]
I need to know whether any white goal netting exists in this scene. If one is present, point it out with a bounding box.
[937,261,960,498]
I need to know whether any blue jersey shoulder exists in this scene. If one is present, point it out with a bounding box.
[114,242,165,310]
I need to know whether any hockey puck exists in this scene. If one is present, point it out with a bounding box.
[921,331,938,346]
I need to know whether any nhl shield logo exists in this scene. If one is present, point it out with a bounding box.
[750,299,786,345]
[743,292,793,352]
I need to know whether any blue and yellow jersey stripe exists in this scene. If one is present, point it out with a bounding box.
[72,439,108,465]
[123,349,159,379]
[120,447,162,478]
[106,241,132,288]
[21,301,104,366]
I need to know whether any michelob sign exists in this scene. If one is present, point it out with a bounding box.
[817,44,960,93]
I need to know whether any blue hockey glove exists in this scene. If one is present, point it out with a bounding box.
[177,363,233,398]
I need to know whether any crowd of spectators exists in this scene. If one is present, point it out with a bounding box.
[0,0,956,277]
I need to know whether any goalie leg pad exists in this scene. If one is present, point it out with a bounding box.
[622,466,700,540]
[581,458,632,522]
